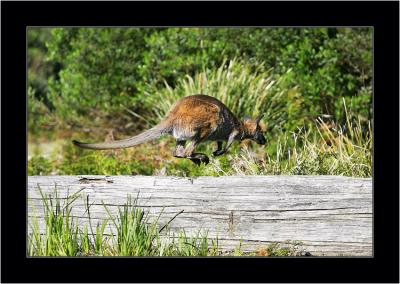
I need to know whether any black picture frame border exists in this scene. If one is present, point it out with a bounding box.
[2,1,399,283]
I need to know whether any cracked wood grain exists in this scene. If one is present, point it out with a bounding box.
[27,175,372,256]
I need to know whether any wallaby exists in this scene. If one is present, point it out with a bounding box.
[73,94,266,165]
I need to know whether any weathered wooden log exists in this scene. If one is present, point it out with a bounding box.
[28,175,372,256]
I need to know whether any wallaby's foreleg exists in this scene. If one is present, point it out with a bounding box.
[213,141,224,156]
[213,130,239,156]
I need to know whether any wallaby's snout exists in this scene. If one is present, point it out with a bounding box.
[242,114,266,145]
[256,134,266,145]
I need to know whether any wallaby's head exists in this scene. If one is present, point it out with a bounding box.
[241,114,266,145]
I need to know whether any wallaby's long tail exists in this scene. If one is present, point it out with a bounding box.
[72,124,166,150]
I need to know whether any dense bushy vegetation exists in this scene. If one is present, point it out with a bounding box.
[29,28,372,130]
[28,27,372,178]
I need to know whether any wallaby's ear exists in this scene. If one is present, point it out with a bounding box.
[256,114,264,124]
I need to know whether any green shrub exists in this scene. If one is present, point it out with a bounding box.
[27,28,60,110]
[58,143,154,176]
[38,27,371,131]
[28,87,57,135]
[28,155,53,175]
[46,28,155,120]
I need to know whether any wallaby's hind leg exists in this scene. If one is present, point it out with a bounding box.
[184,140,209,166]
[172,140,209,165]
[190,153,209,166]
[173,140,186,158]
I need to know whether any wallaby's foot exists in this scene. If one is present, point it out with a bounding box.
[213,149,225,156]
[173,140,187,158]
[200,155,210,165]
[189,158,201,166]
[189,153,209,166]
[213,141,224,156]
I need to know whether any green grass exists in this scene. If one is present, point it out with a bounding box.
[28,186,221,256]
[28,186,303,257]
[28,186,84,256]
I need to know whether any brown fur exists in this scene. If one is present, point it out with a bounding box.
[73,94,266,165]
[242,117,263,138]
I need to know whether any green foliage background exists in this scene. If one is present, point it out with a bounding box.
[29,27,372,131]
[28,27,372,177]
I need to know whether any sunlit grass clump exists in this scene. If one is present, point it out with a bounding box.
[28,187,219,256]
[203,105,372,178]
[149,58,298,129]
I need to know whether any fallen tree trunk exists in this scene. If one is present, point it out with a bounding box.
[28,175,372,256]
